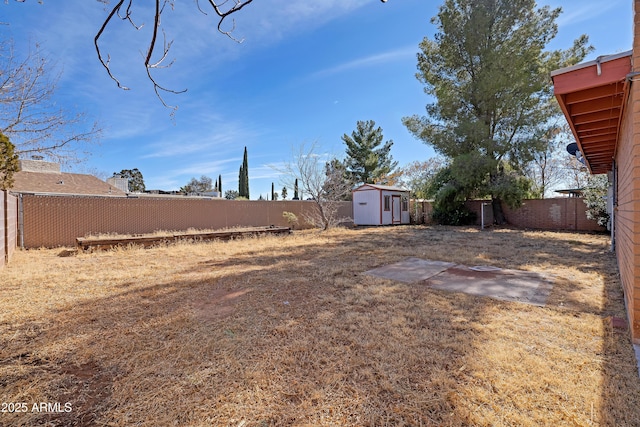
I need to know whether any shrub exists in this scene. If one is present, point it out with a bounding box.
[431,205,477,226]
[582,174,609,229]
[282,211,299,229]
[430,182,477,225]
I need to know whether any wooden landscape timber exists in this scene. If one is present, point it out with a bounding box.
[76,226,290,251]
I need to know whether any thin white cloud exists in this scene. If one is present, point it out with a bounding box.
[308,46,417,80]
[168,158,241,177]
[147,157,241,190]
[235,0,369,43]
[554,0,623,27]
[6,0,375,116]
[139,0,370,72]
[249,164,286,181]
[141,121,260,159]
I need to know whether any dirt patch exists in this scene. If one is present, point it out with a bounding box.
[43,361,114,427]
[192,288,253,322]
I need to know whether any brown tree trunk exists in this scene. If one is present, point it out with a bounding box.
[492,197,506,225]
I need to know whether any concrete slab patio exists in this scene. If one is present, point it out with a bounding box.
[365,258,554,307]
[364,258,456,283]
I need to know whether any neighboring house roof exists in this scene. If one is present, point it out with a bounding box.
[554,188,584,197]
[353,184,410,192]
[10,171,126,196]
[551,50,632,175]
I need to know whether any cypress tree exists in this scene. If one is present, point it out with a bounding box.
[293,178,299,200]
[218,174,222,195]
[242,146,249,199]
[238,166,244,197]
[271,182,275,201]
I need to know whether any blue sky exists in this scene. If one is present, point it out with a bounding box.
[1,0,634,198]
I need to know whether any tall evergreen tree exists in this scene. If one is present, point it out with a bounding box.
[281,186,288,200]
[238,146,250,199]
[218,174,222,195]
[243,146,249,198]
[402,0,591,223]
[238,165,244,197]
[293,178,299,200]
[342,120,398,185]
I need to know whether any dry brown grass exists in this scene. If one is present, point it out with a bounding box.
[0,225,638,426]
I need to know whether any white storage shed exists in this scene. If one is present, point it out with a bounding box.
[352,184,411,226]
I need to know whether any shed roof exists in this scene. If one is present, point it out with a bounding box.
[10,171,126,196]
[551,50,632,174]
[353,184,409,192]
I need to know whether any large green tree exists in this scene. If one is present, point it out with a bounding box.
[114,168,145,193]
[403,0,591,224]
[342,120,398,186]
[0,132,19,190]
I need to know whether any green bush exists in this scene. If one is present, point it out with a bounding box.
[431,205,477,226]
[430,181,477,225]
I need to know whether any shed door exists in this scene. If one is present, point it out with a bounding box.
[392,195,401,224]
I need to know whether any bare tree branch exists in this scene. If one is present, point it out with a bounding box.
[274,142,352,230]
[90,0,254,110]
[204,0,254,42]
[0,38,102,165]
[94,0,131,91]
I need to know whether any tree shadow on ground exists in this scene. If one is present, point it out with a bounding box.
[0,226,638,425]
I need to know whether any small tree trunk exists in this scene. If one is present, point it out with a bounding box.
[492,197,506,225]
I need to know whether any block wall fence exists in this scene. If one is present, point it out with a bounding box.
[412,198,603,232]
[0,194,604,254]
[467,198,604,232]
[1,191,18,268]
[18,195,353,248]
